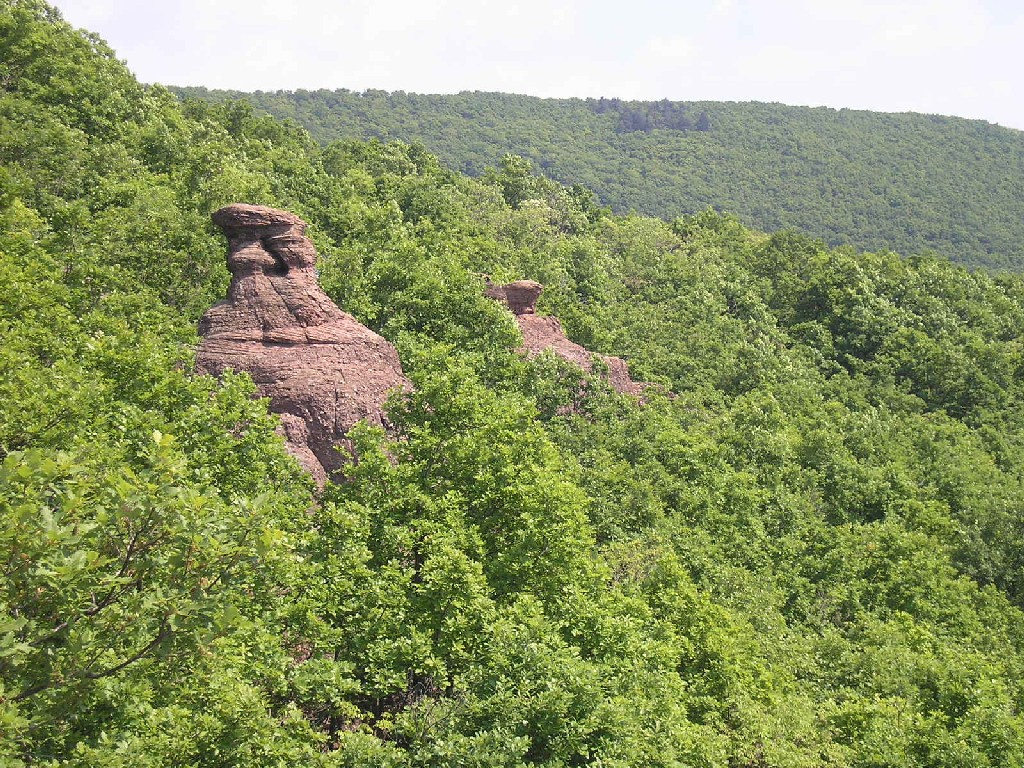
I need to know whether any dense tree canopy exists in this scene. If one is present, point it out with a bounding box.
[174,86,1024,271]
[4,2,1024,765]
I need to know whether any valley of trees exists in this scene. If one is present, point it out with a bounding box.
[4,2,1024,765]
[173,86,1024,272]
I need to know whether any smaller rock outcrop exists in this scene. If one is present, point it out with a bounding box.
[197,204,410,484]
[486,279,647,396]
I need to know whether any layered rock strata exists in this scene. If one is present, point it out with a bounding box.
[485,280,646,396]
[197,204,410,484]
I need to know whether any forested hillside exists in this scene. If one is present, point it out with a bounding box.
[5,2,1024,765]
[174,86,1024,271]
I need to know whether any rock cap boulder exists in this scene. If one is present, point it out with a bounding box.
[484,279,543,315]
[485,279,648,396]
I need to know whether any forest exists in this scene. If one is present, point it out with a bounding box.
[173,86,1024,272]
[4,2,1024,766]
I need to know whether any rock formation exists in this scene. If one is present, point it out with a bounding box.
[485,280,646,396]
[196,204,410,484]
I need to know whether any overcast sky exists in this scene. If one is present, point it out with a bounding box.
[51,0,1024,130]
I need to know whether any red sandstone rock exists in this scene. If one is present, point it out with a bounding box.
[486,279,647,396]
[197,204,410,483]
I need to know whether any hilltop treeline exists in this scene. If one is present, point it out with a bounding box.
[4,2,1024,765]
[174,86,1024,271]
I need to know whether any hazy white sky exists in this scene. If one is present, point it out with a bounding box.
[52,0,1024,130]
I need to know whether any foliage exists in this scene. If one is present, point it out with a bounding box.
[4,3,1024,765]
[174,86,1024,271]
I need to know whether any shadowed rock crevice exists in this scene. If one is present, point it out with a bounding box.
[485,279,648,396]
[197,204,410,485]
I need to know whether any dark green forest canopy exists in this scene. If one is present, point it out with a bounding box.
[173,86,1024,271]
[5,2,1024,765]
